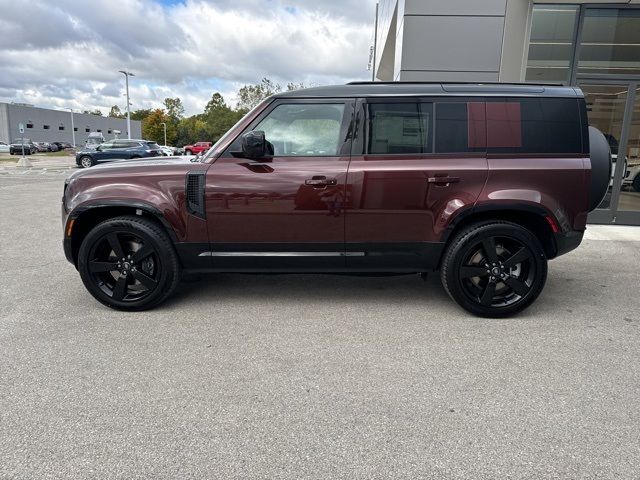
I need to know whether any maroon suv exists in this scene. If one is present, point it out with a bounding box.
[62,82,611,317]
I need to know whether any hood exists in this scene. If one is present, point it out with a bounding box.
[67,156,197,182]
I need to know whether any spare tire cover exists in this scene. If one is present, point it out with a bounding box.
[588,126,612,211]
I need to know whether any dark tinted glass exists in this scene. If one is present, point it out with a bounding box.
[435,103,484,153]
[486,98,582,154]
[367,103,432,154]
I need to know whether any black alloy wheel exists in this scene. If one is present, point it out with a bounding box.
[441,221,547,317]
[78,216,180,310]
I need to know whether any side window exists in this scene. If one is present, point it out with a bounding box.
[254,103,346,156]
[485,98,582,154]
[101,142,114,149]
[366,103,432,154]
[435,102,486,153]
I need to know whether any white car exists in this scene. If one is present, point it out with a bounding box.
[0,142,9,154]
[159,145,177,156]
[623,163,640,192]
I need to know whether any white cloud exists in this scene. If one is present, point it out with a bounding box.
[0,0,377,115]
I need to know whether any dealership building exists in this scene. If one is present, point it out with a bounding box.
[0,102,141,147]
[374,0,640,226]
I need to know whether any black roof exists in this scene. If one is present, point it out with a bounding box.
[274,82,583,99]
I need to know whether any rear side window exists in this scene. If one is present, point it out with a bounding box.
[485,98,583,154]
[367,103,432,154]
[435,102,486,153]
[146,142,160,149]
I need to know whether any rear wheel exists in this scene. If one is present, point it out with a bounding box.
[441,221,547,317]
[77,216,181,310]
[184,149,192,155]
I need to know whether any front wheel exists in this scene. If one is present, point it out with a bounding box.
[77,216,181,310]
[79,156,94,168]
[184,149,192,155]
[441,221,548,318]
[633,174,640,193]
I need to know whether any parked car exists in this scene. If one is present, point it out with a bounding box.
[183,141,211,155]
[75,139,163,168]
[34,142,50,152]
[85,132,105,150]
[9,138,37,155]
[159,145,177,156]
[62,82,611,316]
[623,162,640,192]
[0,142,9,154]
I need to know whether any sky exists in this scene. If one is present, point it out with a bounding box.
[0,0,377,116]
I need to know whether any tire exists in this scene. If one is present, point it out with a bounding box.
[184,149,192,155]
[441,221,548,318]
[79,156,95,168]
[633,174,640,193]
[77,215,181,311]
[588,126,613,211]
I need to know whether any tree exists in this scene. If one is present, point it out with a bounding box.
[82,109,103,116]
[202,92,244,143]
[236,78,282,112]
[142,109,177,145]
[204,93,227,116]
[108,105,125,118]
[163,97,185,122]
[130,109,153,121]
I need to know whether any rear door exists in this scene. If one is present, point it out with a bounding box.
[204,98,354,271]
[345,97,489,271]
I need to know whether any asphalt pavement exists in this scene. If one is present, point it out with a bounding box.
[1,173,639,479]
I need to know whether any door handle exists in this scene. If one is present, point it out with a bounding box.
[427,176,460,185]
[305,176,337,187]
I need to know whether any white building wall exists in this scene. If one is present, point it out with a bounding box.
[0,103,142,145]
[375,0,640,83]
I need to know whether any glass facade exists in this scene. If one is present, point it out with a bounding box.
[526,5,640,225]
[525,5,579,83]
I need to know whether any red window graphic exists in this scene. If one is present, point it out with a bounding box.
[486,102,522,148]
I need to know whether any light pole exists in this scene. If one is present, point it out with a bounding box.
[69,108,76,147]
[118,70,135,139]
[160,122,167,146]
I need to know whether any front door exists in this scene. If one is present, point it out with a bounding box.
[204,99,354,271]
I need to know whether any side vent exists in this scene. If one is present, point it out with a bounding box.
[185,171,206,219]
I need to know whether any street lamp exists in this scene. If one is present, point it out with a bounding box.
[160,122,167,146]
[118,70,135,139]
[69,108,76,147]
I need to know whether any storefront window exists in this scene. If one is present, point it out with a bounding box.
[578,9,640,76]
[525,5,579,83]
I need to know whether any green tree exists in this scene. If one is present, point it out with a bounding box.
[108,105,125,118]
[163,98,185,121]
[82,109,103,116]
[130,109,153,121]
[236,78,282,112]
[142,109,177,145]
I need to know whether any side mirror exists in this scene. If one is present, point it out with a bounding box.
[96,145,102,151]
[241,130,267,159]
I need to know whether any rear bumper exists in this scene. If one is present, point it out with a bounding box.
[554,230,584,257]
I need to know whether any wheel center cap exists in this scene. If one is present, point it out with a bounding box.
[491,267,501,276]
[123,262,131,271]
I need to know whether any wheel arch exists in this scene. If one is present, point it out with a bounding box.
[67,202,179,267]
[441,205,558,262]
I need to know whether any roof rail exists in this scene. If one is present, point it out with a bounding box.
[346,81,565,87]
